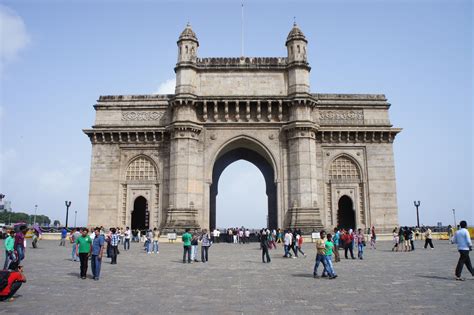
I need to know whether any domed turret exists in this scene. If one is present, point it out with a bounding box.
[286,22,307,63]
[177,23,199,64]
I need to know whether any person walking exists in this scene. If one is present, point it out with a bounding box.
[356,228,365,259]
[313,230,336,279]
[124,227,131,251]
[260,230,271,263]
[3,230,15,270]
[451,220,473,281]
[109,228,119,264]
[70,228,81,262]
[322,233,337,278]
[91,227,105,280]
[182,229,192,263]
[333,228,341,262]
[14,227,26,262]
[59,227,67,246]
[200,229,211,263]
[75,228,92,279]
[152,228,160,254]
[283,230,293,258]
[370,226,376,249]
[424,228,434,249]
[295,232,306,257]
[341,230,355,259]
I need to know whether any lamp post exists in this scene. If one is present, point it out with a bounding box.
[65,201,71,228]
[452,209,456,228]
[34,204,38,225]
[74,210,77,228]
[414,201,421,228]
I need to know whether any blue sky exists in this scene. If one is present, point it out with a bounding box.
[0,0,472,228]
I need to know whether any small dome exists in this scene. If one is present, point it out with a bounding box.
[286,22,307,45]
[178,23,198,43]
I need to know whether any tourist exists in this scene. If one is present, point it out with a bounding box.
[245,229,250,244]
[109,228,119,264]
[31,229,39,249]
[409,227,415,251]
[322,233,337,278]
[238,228,244,244]
[233,228,238,244]
[333,228,341,262]
[3,230,15,270]
[132,229,139,242]
[356,228,365,259]
[370,226,376,249]
[415,227,420,240]
[191,231,199,262]
[277,229,283,243]
[227,228,232,243]
[0,263,26,302]
[403,226,411,251]
[145,229,153,254]
[283,230,292,258]
[392,227,399,252]
[182,229,192,263]
[290,230,298,257]
[424,227,434,249]
[212,228,218,243]
[215,229,221,243]
[152,228,160,254]
[200,229,211,263]
[313,230,335,279]
[341,229,355,259]
[451,220,473,281]
[260,230,271,263]
[91,227,105,281]
[14,227,26,262]
[59,227,67,246]
[75,228,92,279]
[295,232,306,257]
[124,227,131,250]
[70,228,81,262]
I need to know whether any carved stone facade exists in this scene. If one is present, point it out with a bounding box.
[84,23,401,232]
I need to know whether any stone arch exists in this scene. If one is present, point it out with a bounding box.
[209,135,278,229]
[125,155,158,182]
[131,195,149,230]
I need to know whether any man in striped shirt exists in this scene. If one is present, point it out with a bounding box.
[110,228,119,265]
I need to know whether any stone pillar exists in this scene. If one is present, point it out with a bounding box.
[163,100,203,232]
[284,101,322,232]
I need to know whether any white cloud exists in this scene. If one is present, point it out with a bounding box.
[154,78,175,94]
[0,5,31,67]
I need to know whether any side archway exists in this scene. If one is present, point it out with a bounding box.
[337,195,355,230]
[131,196,149,230]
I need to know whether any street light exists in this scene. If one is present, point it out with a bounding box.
[452,209,456,228]
[74,210,77,228]
[65,201,72,228]
[414,201,421,228]
[34,204,38,225]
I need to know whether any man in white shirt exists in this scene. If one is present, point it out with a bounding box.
[283,231,293,258]
[452,220,473,281]
[124,227,131,251]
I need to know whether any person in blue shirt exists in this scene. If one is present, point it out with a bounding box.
[91,227,105,280]
[333,228,340,262]
[452,220,473,281]
[59,227,67,246]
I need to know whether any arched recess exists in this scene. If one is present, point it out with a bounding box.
[326,154,366,228]
[120,155,159,228]
[131,196,149,230]
[210,137,278,230]
[337,195,355,230]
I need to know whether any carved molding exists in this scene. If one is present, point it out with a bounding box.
[122,111,165,121]
[319,110,364,124]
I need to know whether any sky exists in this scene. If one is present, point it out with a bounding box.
[0,0,472,228]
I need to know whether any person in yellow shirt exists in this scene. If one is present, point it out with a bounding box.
[313,230,336,279]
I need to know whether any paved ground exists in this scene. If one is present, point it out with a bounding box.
[0,239,473,314]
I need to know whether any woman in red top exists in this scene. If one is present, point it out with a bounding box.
[0,265,26,302]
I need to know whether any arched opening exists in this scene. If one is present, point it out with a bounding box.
[210,146,277,230]
[131,196,149,230]
[216,160,266,229]
[337,195,355,230]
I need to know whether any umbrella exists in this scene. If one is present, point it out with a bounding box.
[13,222,28,232]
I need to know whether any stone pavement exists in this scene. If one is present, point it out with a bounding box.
[0,239,473,314]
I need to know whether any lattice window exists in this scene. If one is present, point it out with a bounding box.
[126,157,157,181]
[329,156,361,181]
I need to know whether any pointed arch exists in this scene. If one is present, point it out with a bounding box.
[125,155,158,182]
[328,154,362,182]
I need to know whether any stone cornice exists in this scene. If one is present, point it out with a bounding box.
[83,128,167,144]
[316,128,402,143]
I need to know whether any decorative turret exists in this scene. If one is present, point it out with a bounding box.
[286,22,307,64]
[177,23,199,64]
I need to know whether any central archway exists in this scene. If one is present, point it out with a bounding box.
[210,144,277,230]
[337,195,355,230]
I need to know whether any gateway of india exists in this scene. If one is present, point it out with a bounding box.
[84,23,401,232]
